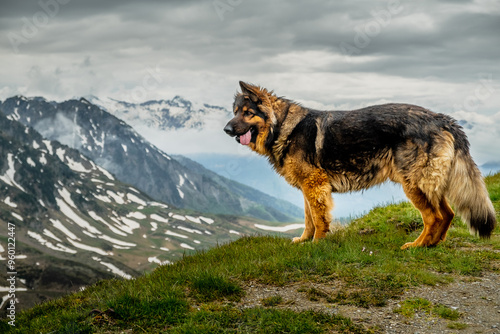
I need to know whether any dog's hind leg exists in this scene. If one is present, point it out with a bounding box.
[299,170,333,242]
[399,132,455,249]
[436,197,455,242]
[401,185,445,249]
[292,196,316,243]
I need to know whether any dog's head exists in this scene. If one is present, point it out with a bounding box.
[224,81,277,154]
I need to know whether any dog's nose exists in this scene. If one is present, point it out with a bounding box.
[224,123,235,136]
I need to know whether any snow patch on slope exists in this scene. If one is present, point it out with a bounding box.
[0,154,25,192]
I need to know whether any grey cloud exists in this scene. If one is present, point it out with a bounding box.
[34,112,84,150]
[0,0,499,107]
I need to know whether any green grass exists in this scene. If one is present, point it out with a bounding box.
[447,322,468,330]
[393,297,432,317]
[2,173,499,333]
[261,295,284,307]
[189,271,244,302]
[433,304,461,320]
[393,298,461,320]
[168,306,365,334]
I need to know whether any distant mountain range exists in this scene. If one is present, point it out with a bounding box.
[481,161,500,175]
[84,95,229,131]
[0,96,302,222]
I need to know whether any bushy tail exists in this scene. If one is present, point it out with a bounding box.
[447,151,497,237]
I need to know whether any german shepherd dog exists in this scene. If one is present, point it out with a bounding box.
[224,81,497,249]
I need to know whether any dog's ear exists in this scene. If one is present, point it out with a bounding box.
[239,81,261,103]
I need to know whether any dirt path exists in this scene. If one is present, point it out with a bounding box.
[239,272,500,333]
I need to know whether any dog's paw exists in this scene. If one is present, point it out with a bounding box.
[400,242,416,250]
[292,237,302,243]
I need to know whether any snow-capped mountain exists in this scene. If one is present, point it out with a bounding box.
[0,96,302,222]
[85,95,230,131]
[0,111,295,313]
[85,95,239,156]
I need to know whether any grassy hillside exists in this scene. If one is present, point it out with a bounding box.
[2,174,499,333]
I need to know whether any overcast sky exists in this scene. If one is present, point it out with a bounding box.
[1,0,499,162]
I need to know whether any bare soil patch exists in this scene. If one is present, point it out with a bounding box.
[238,272,500,333]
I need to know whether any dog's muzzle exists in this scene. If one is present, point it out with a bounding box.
[224,123,235,137]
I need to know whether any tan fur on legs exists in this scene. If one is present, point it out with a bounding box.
[401,186,444,249]
[300,169,333,242]
[292,196,315,243]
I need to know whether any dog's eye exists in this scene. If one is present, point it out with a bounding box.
[245,109,256,117]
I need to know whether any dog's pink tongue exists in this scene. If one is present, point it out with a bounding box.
[239,130,252,145]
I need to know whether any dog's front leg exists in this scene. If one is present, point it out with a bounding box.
[292,195,315,243]
[294,170,333,242]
